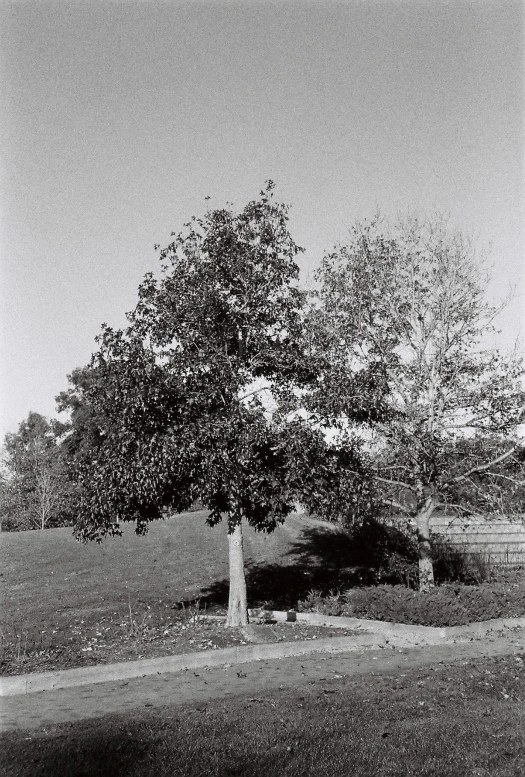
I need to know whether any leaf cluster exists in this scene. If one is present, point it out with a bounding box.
[60,185,333,540]
[308,214,525,517]
[0,412,76,530]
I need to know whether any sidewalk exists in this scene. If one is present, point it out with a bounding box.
[2,613,523,697]
[1,618,523,733]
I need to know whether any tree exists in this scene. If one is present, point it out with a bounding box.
[310,214,525,590]
[0,412,74,531]
[59,184,322,625]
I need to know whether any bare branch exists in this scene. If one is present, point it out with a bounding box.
[449,443,522,485]
[476,472,525,486]
[238,386,272,403]
[374,474,417,494]
[378,497,412,515]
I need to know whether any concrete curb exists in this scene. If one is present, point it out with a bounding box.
[1,615,522,698]
[442,616,525,641]
[251,611,525,642]
[0,634,389,697]
[250,610,445,639]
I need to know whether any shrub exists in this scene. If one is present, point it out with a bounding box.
[431,535,495,585]
[300,516,507,591]
[343,517,419,588]
[298,589,346,615]
[297,579,525,627]
[338,519,497,589]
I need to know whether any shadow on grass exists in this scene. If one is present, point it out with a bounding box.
[22,736,286,777]
[200,524,381,611]
[19,731,152,777]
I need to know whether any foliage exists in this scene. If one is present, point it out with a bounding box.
[308,214,525,588]
[345,517,420,588]
[58,184,347,624]
[439,435,525,516]
[297,574,525,627]
[430,536,495,585]
[286,517,420,589]
[60,184,314,536]
[288,429,377,525]
[288,519,497,592]
[0,413,75,531]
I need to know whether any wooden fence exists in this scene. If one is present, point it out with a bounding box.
[430,513,525,565]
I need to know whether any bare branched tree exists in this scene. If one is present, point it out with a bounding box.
[310,214,524,590]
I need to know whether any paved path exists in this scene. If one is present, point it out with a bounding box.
[1,630,523,733]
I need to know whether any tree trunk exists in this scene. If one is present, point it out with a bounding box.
[225,519,249,627]
[416,500,435,592]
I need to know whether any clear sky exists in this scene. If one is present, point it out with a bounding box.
[1,0,523,438]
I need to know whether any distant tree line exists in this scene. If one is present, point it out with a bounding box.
[1,185,523,617]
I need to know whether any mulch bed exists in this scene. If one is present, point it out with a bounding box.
[0,612,361,676]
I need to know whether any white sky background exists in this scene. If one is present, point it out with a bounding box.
[0,0,523,438]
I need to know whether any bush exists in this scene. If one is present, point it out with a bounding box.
[298,515,508,591]
[431,535,495,585]
[323,518,497,589]
[297,578,525,627]
[342,517,420,588]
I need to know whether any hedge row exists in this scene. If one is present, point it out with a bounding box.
[297,577,525,627]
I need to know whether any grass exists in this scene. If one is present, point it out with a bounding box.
[1,515,524,774]
[1,652,524,776]
[1,513,524,675]
[0,511,314,628]
[0,511,236,629]
[0,513,358,674]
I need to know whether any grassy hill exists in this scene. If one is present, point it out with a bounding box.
[2,511,524,676]
[0,511,338,636]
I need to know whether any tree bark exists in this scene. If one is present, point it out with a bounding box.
[416,498,435,592]
[225,519,249,627]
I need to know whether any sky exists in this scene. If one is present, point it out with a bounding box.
[1,0,523,439]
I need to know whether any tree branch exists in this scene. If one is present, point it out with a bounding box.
[475,471,525,486]
[238,386,273,403]
[374,475,417,494]
[379,497,413,515]
[449,443,522,485]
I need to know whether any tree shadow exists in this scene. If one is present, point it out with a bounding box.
[10,730,152,777]
[200,519,418,610]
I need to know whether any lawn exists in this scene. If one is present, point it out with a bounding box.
[1,652,524,776]
[1,513,524,675]
[0,513,359,674]
[0,511,320,627]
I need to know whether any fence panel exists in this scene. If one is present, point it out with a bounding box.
[430,514,525,565]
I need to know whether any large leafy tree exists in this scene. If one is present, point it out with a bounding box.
[0,412,74,531]
[59,184,326,625]
[310,215,525,590]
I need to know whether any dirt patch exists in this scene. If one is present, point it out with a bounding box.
[0,614,361,676]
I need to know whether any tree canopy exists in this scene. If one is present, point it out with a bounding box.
[59,184,340,624]
[0,412,74,531]
[309,214,525,589]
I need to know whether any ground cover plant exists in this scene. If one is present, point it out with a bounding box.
[297,571,525,627]
[1,652,524,776]
[292,519,525,626]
